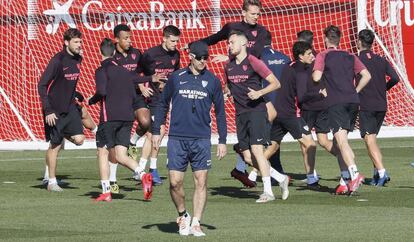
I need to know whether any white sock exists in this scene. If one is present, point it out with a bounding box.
[134,166,145,179]
[48,177,57,185]
[150,158,157,170]
[101,180,110,194]
[307,174,318,185]
[313,169,319,179]
[378,169,386,178]
[44,165,49,180]
[339,177,347,186]
[109,162,118,182]
[130,133,140,145]
[348,165,359,180]
[269,167,285,183]
[262,176,273,196]
[248,170,257,182]
[91,126,98,134]
[235,154,246,172]
[191,217,200,227]
[139,158,148,171]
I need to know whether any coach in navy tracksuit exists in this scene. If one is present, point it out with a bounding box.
[152,41,227,236]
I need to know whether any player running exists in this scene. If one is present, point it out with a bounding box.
[356,29,399,186]
[225,30,289,203]
[312,25,371,194]
[137,25,181,185]
[88,38,153,202]
[38,28,85,192]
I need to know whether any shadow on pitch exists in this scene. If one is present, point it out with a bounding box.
[82,191,125,200]
[209,186,259,199]
[142,222,216,234]
[31,176,79,190]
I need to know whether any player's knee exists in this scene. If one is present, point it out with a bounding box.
[72,136,85,146]
[170,179,184,190]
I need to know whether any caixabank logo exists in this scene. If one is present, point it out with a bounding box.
[30,0,220,38]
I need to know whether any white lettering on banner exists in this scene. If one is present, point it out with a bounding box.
[45,0,206,35]
[374,0,414,27]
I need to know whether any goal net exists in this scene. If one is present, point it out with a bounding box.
[0,0,413,142]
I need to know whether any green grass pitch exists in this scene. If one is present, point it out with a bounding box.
[1,137,413,241]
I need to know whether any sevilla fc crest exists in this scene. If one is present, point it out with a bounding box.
[242,65,248,71]
[172,59,177,65]
[251,30,257,37]
[77,64,80,70]
[131,53,136,60]
[202,80,208,87]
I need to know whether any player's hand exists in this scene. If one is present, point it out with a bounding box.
[211,54,229,63]
[45,113,58,126]
[223,88,232,102]
[181,43,189,51]
[152,135,161,150]
[319,88,327,97]
[139,84,154,98]
[75,96,84,107]
[152,73,167,84]
[247,87,262,100]
[216,144,227,160]
[159,83,166,92]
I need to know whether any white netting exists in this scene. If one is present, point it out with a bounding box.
[0,0,412,141]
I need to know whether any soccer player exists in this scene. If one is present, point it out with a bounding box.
[88,38,153,202]
[225,30,289,203]
[189,0,267,62]
[41,93,97,186]
[267,41,320,188]
[108,24,162,188]
[152,41,227,236]
[297,30,317,55]
[232,30,291,186]
[138,25,181,185]
[38,28,85,192]
[357,29,399,186]
[313,25,371,194]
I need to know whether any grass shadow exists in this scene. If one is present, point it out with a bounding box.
[81,191,126,200]
[209,186,259,199]
[142,222,216,234]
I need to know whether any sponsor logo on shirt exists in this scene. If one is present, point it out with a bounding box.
[268,59,286,65]
[227,75,249,83]
[122,63,138,72]
[179,89,208,99]
[64,72,80,81]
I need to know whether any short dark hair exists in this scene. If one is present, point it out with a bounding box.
[113,24,131,38]
[163,25,181,37]
[264,30,272,46]
[297,30,314,45]
[293,41,312,60]
[100,38,115,57]
[242,0,262,11]
[324,25,341,46]
[63,28,81,42]
[358,29,375,49]
[228,30,247,40]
